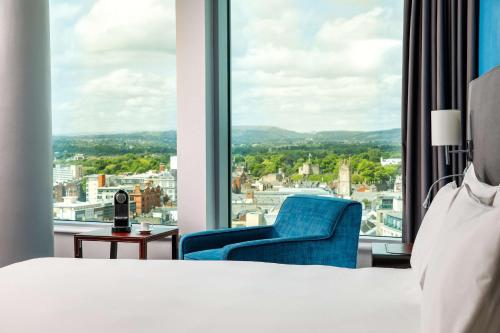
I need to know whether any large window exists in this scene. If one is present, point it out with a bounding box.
[230,0,404,237]
[50,0,177,225]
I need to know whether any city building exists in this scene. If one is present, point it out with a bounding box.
[86,170,177,208]
[298,162,320,176]
[380,157,402,166]
[65,182,83,199]
[260,168,287,188]
[233,164,246,176]
[53,196,114,222]
[393,175,403,192]
[130,184,161,215]
[379,195,394,210]
[53,164,83,184]
[53,181,84,203]
[374,193,403,237]
[97,174,106,187]
[106,170,177,203]
[261,172,284,184]
[232,172,247,194]
[53,196,137,222]
[245,211,266,227]
[376,211,403,237]
[251,180,272,192]
[337,160,352,198]
[85,175,101,203]
[97,185,135,203]
[170,155,178,170]
[53,183,64,203]
[155,170,177,202]
[135,207,177,225]
[231,187,332,227]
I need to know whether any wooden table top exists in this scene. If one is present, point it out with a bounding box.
[75,226,179,242]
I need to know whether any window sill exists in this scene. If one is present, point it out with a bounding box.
[359,235,402,244]
[54,220,401,243]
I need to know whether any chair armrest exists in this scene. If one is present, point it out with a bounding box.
[223,236,322,261]
[179,226,275,258]
[223,235,357,268]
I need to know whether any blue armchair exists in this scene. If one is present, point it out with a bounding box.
[179,195,362,268]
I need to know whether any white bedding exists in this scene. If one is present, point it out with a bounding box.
[0,258,421,333]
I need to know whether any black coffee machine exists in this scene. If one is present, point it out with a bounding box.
[112,189,131,233]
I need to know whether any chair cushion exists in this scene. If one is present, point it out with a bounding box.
[273,195,356,238]
[183,248,224,260]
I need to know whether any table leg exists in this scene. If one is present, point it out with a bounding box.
[74,238,82,258]
[171,233,179,260]
[139,241,148,260]
[110,241,118,259]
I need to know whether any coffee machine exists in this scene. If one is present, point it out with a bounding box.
[112,189,131,233]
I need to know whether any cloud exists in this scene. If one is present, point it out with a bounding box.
[54,69,175,134]
[231,1,404,132]
[315,7,400,49]
[234,38,401,78]
[50,0,404,135]
[75,0,175,55]
[232,71,401,132]
[49,2,83,21]
[50,0,176,135]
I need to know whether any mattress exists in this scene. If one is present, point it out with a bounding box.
[0,258,421,333]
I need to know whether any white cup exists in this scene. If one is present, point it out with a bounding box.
[140,222,151,231]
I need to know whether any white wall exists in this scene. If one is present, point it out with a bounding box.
[176,0,211,234]
[0,0,53,267]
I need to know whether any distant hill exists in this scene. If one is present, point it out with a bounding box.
[231,126,306,144]
[53,127,401,149]
[54,131,177,145]
[231,126,401,145]
[52,131,177,158]
[310,128,401,144]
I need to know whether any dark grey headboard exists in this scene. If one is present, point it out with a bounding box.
[468,66,500,185]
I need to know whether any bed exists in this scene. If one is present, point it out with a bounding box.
[1,69,500,333]
[0,258,420,333]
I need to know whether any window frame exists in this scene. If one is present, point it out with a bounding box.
[49,0,179,227]
[221,0,404,240]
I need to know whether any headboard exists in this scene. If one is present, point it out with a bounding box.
[467,66,500,185]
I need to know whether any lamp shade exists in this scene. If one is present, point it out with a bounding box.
[431,109,462,146]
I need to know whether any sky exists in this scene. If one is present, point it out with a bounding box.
[49,0,176,135]
[231,0,404,132]
[50,0,403,135]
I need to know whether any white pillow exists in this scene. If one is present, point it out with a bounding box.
[463,163,500,206]
[421,185,500,333]
[410,181,459,288]
[495,194,500,207]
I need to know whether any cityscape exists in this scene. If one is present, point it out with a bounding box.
[53,156,177,226]
[49,0,404,238]
[53,127,403,237]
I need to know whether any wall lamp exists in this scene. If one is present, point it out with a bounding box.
[431,109,473,164]
[423,109,474,208]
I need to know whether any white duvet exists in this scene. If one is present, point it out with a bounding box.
[0,258,421,333]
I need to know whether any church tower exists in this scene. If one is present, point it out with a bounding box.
[338,159,352,198]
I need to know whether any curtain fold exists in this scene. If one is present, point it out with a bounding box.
[402,0,478,243]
